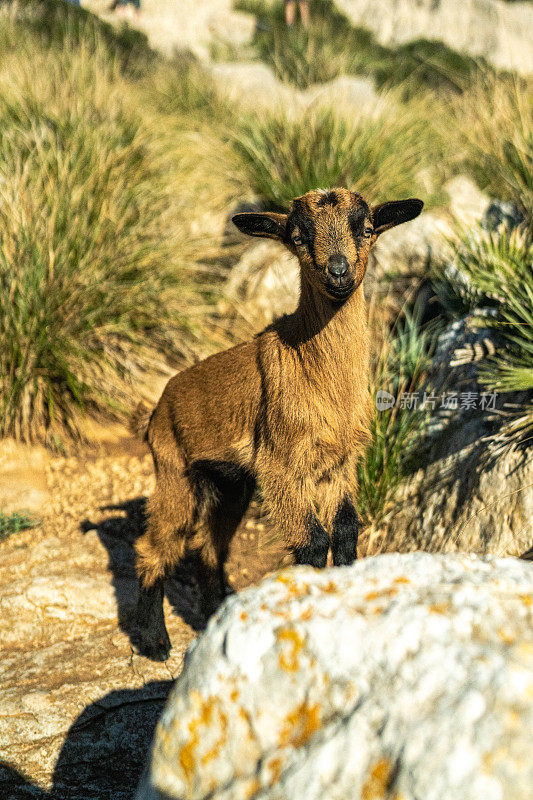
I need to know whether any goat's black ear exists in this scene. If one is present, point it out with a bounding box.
[371,199,423,236]
[232,212,288,241]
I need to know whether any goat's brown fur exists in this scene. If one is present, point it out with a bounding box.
[134,188,423,659]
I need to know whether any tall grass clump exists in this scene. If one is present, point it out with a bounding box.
[234,0,482,95]
[0,0,155,77]
[358,310,436,525]
[232,104,441,209]
[454,74,532,231]
[0,41,211,445]
[438,226,533,448]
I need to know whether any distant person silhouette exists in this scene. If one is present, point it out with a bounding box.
[285,0,309,28]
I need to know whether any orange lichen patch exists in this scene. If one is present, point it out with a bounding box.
[482,746,510,772]
[276,572,310,597]
[373,605,384,615]
[498,627,515,645]
[240,611,249,622]
[321,580,338,593]
[268,756,283,785]
[393,576,410,584]
[519,593,532,607]
[429,603,448,614]
[237,705,260,745]
[300,606,313,621]
[245,778,261,799]
[365,588,398,602]
[178,695,228,782]
[361,758,394,800]
[230,688,240,702]
[277,628,305,672]
[200,707,228,766]
[279,701,321,748]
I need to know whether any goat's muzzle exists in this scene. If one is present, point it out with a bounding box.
[325,254,355,301]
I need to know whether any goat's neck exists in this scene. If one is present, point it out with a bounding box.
[292,279,367,372]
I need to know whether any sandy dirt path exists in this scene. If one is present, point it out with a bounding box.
[0,439,283,799]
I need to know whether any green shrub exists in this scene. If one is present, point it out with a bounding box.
[231,105,439,209]
[0,0,155,77]
[438,227,533,447]
[146,53,233,125]
[0,44,210,444]
[358,310,435,525]
[0,510,39,542]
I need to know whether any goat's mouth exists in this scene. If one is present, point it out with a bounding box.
[324,279,355,302]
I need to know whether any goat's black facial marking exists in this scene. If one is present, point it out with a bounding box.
[293,514,329,568]
[331,496,359,565]
[317,190,338,208]
[348,202,370,241]
[287,207,317,257]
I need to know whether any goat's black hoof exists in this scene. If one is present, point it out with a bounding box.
[137,628,172,661]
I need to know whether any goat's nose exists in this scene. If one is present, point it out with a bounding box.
[327,254,349,278]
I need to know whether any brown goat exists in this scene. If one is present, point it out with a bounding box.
[134,188,423,659]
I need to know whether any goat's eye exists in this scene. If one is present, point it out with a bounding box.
[291,228,304,246]
[364,226,373,237]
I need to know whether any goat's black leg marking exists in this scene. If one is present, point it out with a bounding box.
[331,496,359,566]
[136,579,171,661]
[293,514,330,568]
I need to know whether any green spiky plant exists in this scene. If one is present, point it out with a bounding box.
[0,510,39,542]
[358,309,436,525]
[438,227,533,449]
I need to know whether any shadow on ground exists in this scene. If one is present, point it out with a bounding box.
[81,497,206,641]
[0,680,172,800]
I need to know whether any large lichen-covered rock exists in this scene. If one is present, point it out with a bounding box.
[136,553,533,800]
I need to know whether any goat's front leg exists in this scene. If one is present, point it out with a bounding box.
[261,469,329,568]
[293,512,330,568]
[331,495,360,566]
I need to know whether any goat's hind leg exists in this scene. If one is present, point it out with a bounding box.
[136,578,169,661]
[135,472,195,660]
[196,464,255,620]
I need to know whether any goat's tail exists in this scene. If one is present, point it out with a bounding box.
[130,401,153,441]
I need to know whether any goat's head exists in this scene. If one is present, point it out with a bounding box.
[233,189,423,303]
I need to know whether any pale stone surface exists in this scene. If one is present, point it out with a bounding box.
[83,0,254,61]
[0,447,282,799]
[0,452,195,799]
[444,175,491,229]
[225,240,300,326]
[209,64,378,114]
[336,0,533,76]
[369,209,453,284]
[137,553,533,800]
[0,440,50,516]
